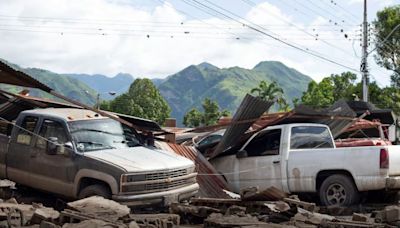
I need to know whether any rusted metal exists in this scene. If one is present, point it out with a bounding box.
[210,94,274,159]
[0,60,52,92]
[0,60,163,132]
[0,89,164,132]
[157,142,230,198]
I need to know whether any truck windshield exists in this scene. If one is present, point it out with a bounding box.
[68,118,140,152]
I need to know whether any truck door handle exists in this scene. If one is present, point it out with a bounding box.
[273,160,280,164]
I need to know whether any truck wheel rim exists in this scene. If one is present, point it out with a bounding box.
[326,183,346,205]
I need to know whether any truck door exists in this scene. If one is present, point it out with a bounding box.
[238,128,284,191]
[7,116,39,185]
[29,119,76,197]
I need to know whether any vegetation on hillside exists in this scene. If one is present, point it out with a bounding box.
[0,60,97,105]
[159,61,312,125]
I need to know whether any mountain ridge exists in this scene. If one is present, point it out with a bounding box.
[158,61,313,125]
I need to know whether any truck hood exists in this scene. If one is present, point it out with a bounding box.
[84,146,194,172]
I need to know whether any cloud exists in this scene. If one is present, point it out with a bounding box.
[0,0,392,85]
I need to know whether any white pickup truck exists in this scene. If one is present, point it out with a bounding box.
[211,123,400,206]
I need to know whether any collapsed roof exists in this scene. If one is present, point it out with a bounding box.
[193,99,360,158]
[0,60,163,132]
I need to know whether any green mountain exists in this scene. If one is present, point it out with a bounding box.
[158,61,313,125]
[0,60,97,105]
[64,73,134,100]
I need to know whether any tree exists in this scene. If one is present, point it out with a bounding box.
[105,78,171,125]
[183,108,202,128]
[202,98,221,126]
[373,6,400,87]
[301,79,334,108]
[182,98,231,127]
[251,81,283,101]
[251,80,289,111]
[378,87,400,114]
[301,72,357,108]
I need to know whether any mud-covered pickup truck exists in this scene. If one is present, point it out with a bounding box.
[0,108,199,206]
[211,123,400,206]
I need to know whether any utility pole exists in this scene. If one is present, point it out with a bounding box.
[361,0,369,102]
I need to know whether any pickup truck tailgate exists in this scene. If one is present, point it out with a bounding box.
[388,145,400,176]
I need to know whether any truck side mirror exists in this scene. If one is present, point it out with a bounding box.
[46,137,59,155]
[236,150,248,158]
[59,142,74,157]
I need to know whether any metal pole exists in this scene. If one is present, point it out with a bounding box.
[361,0,369,102]
[96,93,100,109]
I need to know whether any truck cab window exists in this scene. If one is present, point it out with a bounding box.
[16,116,38,145]
[36,120,68,149]
[244,129,281,156]
[290,126,334,149]
[0,120,12,136]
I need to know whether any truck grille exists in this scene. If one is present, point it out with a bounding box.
[121,177,196,193]
[145,169,187,181]
[146,179,187,191]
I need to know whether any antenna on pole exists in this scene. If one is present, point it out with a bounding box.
[361,0,369,102]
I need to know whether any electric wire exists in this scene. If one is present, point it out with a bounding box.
[180,0,360,73]
[240,0,359,59]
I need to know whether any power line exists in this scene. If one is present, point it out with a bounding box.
[180,0,360,73]
[0,14,360,29]
[303,0,356,27]
[240,0,359,59]
[318,0,360,25]
[324,0,361,24]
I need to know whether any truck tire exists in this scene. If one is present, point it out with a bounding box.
[319,174,359,206]
[78,184,111,199]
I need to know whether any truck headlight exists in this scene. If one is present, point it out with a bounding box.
[121,174,146,182]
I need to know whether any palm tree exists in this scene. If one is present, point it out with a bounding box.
[251,81,284,101]
[251,81,291,111]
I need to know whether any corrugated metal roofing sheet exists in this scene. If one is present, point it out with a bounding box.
[210,94,274,159]
[157,142,231,198]
[0,60,52,92]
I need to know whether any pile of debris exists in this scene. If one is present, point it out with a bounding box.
[171,187,400,227]
[0,196,179,228]
[0,184,400,227]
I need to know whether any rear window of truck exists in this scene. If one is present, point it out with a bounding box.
[290,126,334,149]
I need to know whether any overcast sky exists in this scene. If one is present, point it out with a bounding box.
[0,0,397,85]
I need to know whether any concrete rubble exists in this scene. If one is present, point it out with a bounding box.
[0,181,397,227]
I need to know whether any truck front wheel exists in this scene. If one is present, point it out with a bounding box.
[319,174,359,206]
[78,184,111,199]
